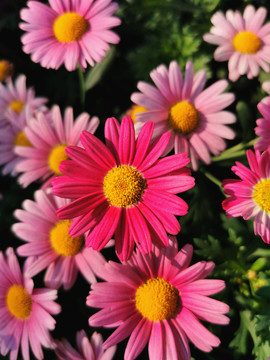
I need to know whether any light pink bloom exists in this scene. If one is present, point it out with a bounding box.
[20,0,121,71]
[203,5,270,81]
[222,149,270,244]
[52,116,195,261]
[87,236,229,360]
[255,95,270,151]
[0,247,61,360]
[130,60,236,170]
[12,189,106,290]
[54,330,116,360]
[15,105,99,188]
[262,80,270,94]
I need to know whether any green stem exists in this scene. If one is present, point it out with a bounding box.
[204,171,223,192]
[77,66,85,110]
[211,150,246,162]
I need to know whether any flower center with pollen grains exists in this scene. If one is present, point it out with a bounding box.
[9,100,24,114]
[233,31,261,54]
[53,12,89,43]
[135,277,179,321]
[130,105,148,124]
[6,285,32,319]
[103,165,146,208]
[253,179,270,213]
[48,144,69,175]
[50,220,84,256]
[168,100,199,135]
[14,131,32,147]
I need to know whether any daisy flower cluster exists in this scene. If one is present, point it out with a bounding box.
[1,0,270,359]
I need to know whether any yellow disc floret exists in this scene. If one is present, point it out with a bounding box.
[50,220,84,256]
[10,100,24,114]
[53,12,89,43]
[135,277,179,321]
[103,165,146,208]
[48,144,69,175]
[14,131,32,147]
[252,178,270,213]
[233,31,261,54]
[129,105,148,124]
[6,285,32,320]
[0,60,12,82]
[168,100,199,135]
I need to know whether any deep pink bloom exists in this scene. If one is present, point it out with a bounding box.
[52,116,195,261]
[255,95,270,151]
[130,61,235,170]
[20,0,121,71]
[54,330,116,360]
[12,189,106,290]
[87,236,229,360]
[203,5,270,81]
[222,149,270,244]
[0,247,61,360]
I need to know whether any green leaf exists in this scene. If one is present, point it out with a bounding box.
[229,310,249,355]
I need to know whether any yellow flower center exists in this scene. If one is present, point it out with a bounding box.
[253,179,270,213]
[53,12,89,43]
[129,105,148,124]
[103,165,146,208]
[50,220,84,256]
[0,60,11,82]
[135,277,179,321]
[6,285,32,320]
[48,144,69,175]
[233,31,261,54]
[168,100,199,135]
[14,131,32,147]
[9,100,24,114]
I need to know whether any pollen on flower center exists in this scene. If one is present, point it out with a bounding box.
[252,179,270,213]
[14,131,32,147]
[50,220,84,256]
[168,100,199,135]
[135,277,179,321]
[53,12,89,43]
[48,144,69,175]
[0,60,11,82]
[233,31,261,54]
[130,105,148,124]
[103,165,146,208]
[6,285,32,320]
[10,100,24,114]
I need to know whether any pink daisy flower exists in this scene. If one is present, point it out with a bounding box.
[0,247,61,360]
[54,330,116,360]
[87,236,229,360]
[222,149,270,244]
[203,5,270,81]
[255,94,270,151]
[130,60,236,170]
[15,104,99,188]
[12,189,106,290]
[20,0,121,71]
[52,116,195,261]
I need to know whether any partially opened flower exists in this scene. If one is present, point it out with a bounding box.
[12,189,106,290]
[130,60,235,170]
[54,330,116,360]
[0,247,61,360]
[15,105,99,188]
[255,95,270,151]
[52,116,195,261]
[87,236,229,360]
[20,0,121,71]
[203,5,270,81]
[222,149,270,244]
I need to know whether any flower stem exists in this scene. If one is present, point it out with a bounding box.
[203,171,223,193]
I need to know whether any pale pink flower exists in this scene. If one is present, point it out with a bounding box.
[20,0,121,71]
[87,236,229,360]
[203,5,270,81]
[0,247,61,360]
[262,80,270,94]
[255,95,270,151]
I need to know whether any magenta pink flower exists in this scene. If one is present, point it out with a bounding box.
[255,95,270,151]
[87,236,229,360]
[52,116,195,261]
[54,330,116,360]
[15,105,99,188]
[0,247,61,360]
[222,149,270,244]
[12,189,106,290]
[203,5,270,81]
[20,0,121,71]
[130,60,235,170]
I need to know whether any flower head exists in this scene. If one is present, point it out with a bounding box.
[255,94,270,151]
[0,60,13,82]
[52,116,195,261]
[0,247,61,360]
[203,5,270,81]
[15,104,99,188]
[130,60,235,170]
[20,0,121,71]
[87,237,229,360]
[222,149,270,244]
